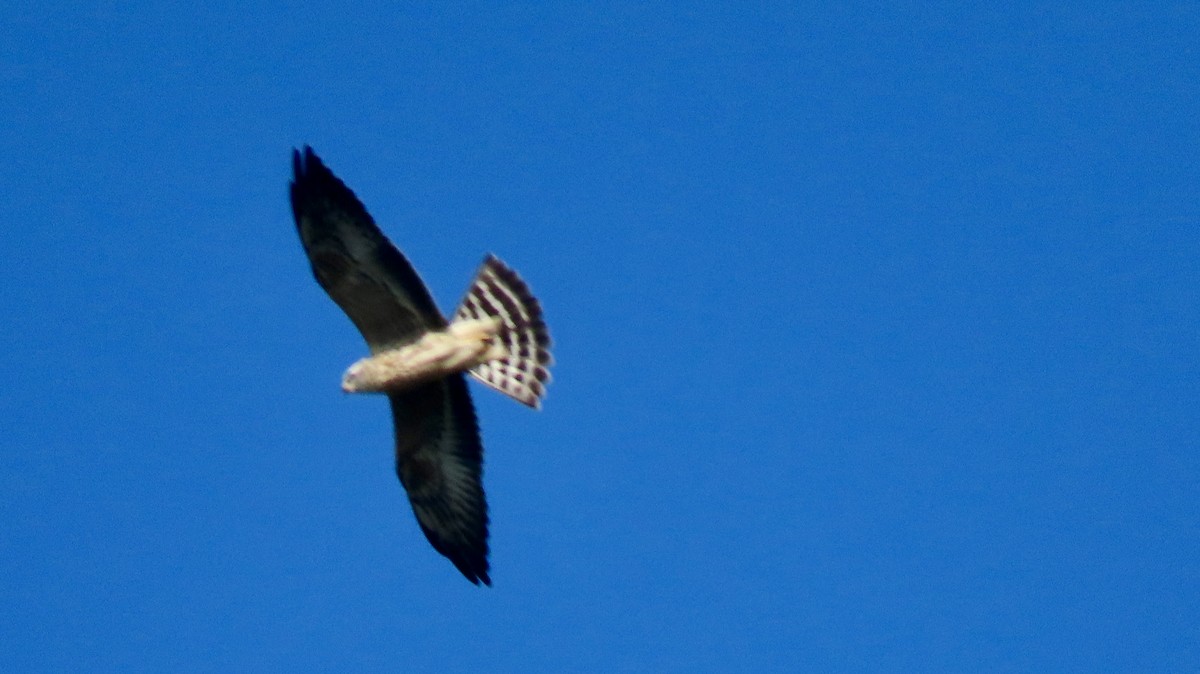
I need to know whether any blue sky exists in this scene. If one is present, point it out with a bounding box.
[2,2,1197,671]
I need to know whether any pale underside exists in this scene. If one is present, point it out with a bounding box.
[342,317,506,393]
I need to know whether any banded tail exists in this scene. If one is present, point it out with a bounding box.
[454,255,553,408]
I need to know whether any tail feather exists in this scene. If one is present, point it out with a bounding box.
[454,255,552,408]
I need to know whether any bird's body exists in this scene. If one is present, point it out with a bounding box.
[342,317,505,394]
[289,147,551,586]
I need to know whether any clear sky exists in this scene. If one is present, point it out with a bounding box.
[2,2,1197,671]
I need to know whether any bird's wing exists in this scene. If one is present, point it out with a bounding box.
[291,147,490,584]
[390,376,491,586]
[290,146,445,351]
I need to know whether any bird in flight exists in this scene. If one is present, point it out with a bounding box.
[289,146,552,586]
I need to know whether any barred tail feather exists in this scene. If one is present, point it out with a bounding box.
[453,255,552,408]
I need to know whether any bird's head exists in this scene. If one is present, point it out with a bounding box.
[342,357,381,393]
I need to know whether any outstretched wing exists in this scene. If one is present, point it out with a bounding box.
[454,255,554,408]
[290,146,446,352]
[390,377,491,586]
[290,147,491,585]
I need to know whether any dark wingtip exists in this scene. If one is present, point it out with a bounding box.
[461,565,492,586]
[471,566,493,587]
[291,145,320,181]
[290,146,371,230]
[449,554,492,587]
[416,508,492,588]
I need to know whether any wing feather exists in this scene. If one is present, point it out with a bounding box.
[389,376,491,586]
[290,146,446,351]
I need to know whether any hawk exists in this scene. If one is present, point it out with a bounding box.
[289,146,552,586]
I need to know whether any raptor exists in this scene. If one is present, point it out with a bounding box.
[289,147,552,585]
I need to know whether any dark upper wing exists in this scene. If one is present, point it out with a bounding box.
[390,375,491,586]
[290,146,446,351]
